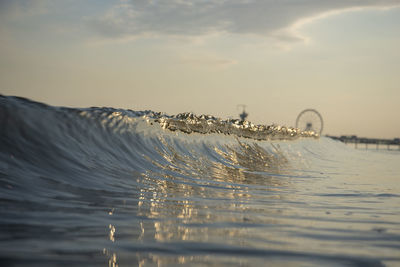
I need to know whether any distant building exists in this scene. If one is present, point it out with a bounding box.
[239,110,248,121]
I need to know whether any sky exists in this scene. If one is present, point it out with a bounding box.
[1,0,399,138]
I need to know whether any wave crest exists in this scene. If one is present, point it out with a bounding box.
[151,112,318,140]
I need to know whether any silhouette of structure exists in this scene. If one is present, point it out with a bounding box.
[327,135,400,150]
[296,109,324,135]
[293,109,399,150]
[237,105,248,121]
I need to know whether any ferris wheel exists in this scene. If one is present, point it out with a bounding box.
[295,109,324,135]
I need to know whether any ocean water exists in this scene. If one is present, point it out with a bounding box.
[1,95,399,267]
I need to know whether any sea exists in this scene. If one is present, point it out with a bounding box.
[1,95,399,267]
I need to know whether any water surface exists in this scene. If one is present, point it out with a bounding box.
[1,96,399,266]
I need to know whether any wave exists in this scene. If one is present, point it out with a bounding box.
[0,94,317,212]
[0,95,317,188]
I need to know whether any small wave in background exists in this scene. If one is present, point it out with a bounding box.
[1,95,399,266]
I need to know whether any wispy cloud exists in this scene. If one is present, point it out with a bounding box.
[88,0,400,43]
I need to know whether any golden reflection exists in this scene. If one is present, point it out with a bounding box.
[108,208,114,216]
[215,138,288,172]
[104,204,118,265]
[145,135,290,187]
[133,136,292,265]
[103,248,118,267]
[109,224,116,242]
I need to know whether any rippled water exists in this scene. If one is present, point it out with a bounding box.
[1,95,399,266]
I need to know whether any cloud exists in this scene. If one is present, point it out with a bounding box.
[88,0,400,43]
[0,0,50,20]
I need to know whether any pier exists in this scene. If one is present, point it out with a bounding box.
[327,135,400,150]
